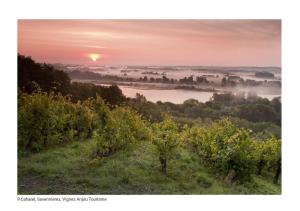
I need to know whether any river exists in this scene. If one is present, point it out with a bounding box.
[118,85,280,104]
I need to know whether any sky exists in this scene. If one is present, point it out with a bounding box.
[18,20,281,66]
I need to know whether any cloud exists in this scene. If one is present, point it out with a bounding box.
[18,20,281,66]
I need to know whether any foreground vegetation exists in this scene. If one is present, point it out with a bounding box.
[18,90,281,194]
[18,55,281,194]
[18,141,280,194]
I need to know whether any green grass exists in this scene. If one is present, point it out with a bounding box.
[18,140,281,195]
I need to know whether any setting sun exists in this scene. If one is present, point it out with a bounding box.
[89,53,101,62]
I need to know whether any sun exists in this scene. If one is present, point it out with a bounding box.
[89,53,101,62]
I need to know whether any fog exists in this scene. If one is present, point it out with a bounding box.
[60,64,281,103]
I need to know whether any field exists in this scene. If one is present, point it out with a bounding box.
[18,140,280,195]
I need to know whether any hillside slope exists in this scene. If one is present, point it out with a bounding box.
[18,140,281,195]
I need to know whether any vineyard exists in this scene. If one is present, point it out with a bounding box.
[18,89,281,194]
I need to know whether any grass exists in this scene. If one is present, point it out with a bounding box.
[18,140,281,195]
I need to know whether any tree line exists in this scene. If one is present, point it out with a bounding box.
[18,54,126,106]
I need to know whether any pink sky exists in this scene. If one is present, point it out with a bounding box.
[18,20,281,66]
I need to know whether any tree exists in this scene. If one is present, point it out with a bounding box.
[127,93,163,122]
[69,82,126,106]
[221,77,227,86]
[234,104,277,124]
[18,54,71,94]
[100,85,126,106]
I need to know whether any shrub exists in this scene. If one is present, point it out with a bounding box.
[19,91,57,152]
[252,137,281,183]
[18,91,97,152]
[152,115,182,174]
[185,118,256,182]
[92,107,149,158]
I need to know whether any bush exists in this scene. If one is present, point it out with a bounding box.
[152,115,182,174]
[18,91,53,152]
[82,95,110,134]
[184,118,256,182]
[18,91,96,152]
[92,107,149,158]
[252,137,281,183]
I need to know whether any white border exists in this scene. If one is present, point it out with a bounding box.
[1,0,300,210]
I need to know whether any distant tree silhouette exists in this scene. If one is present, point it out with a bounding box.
[18,54,126,106]
[18,54,70,94]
